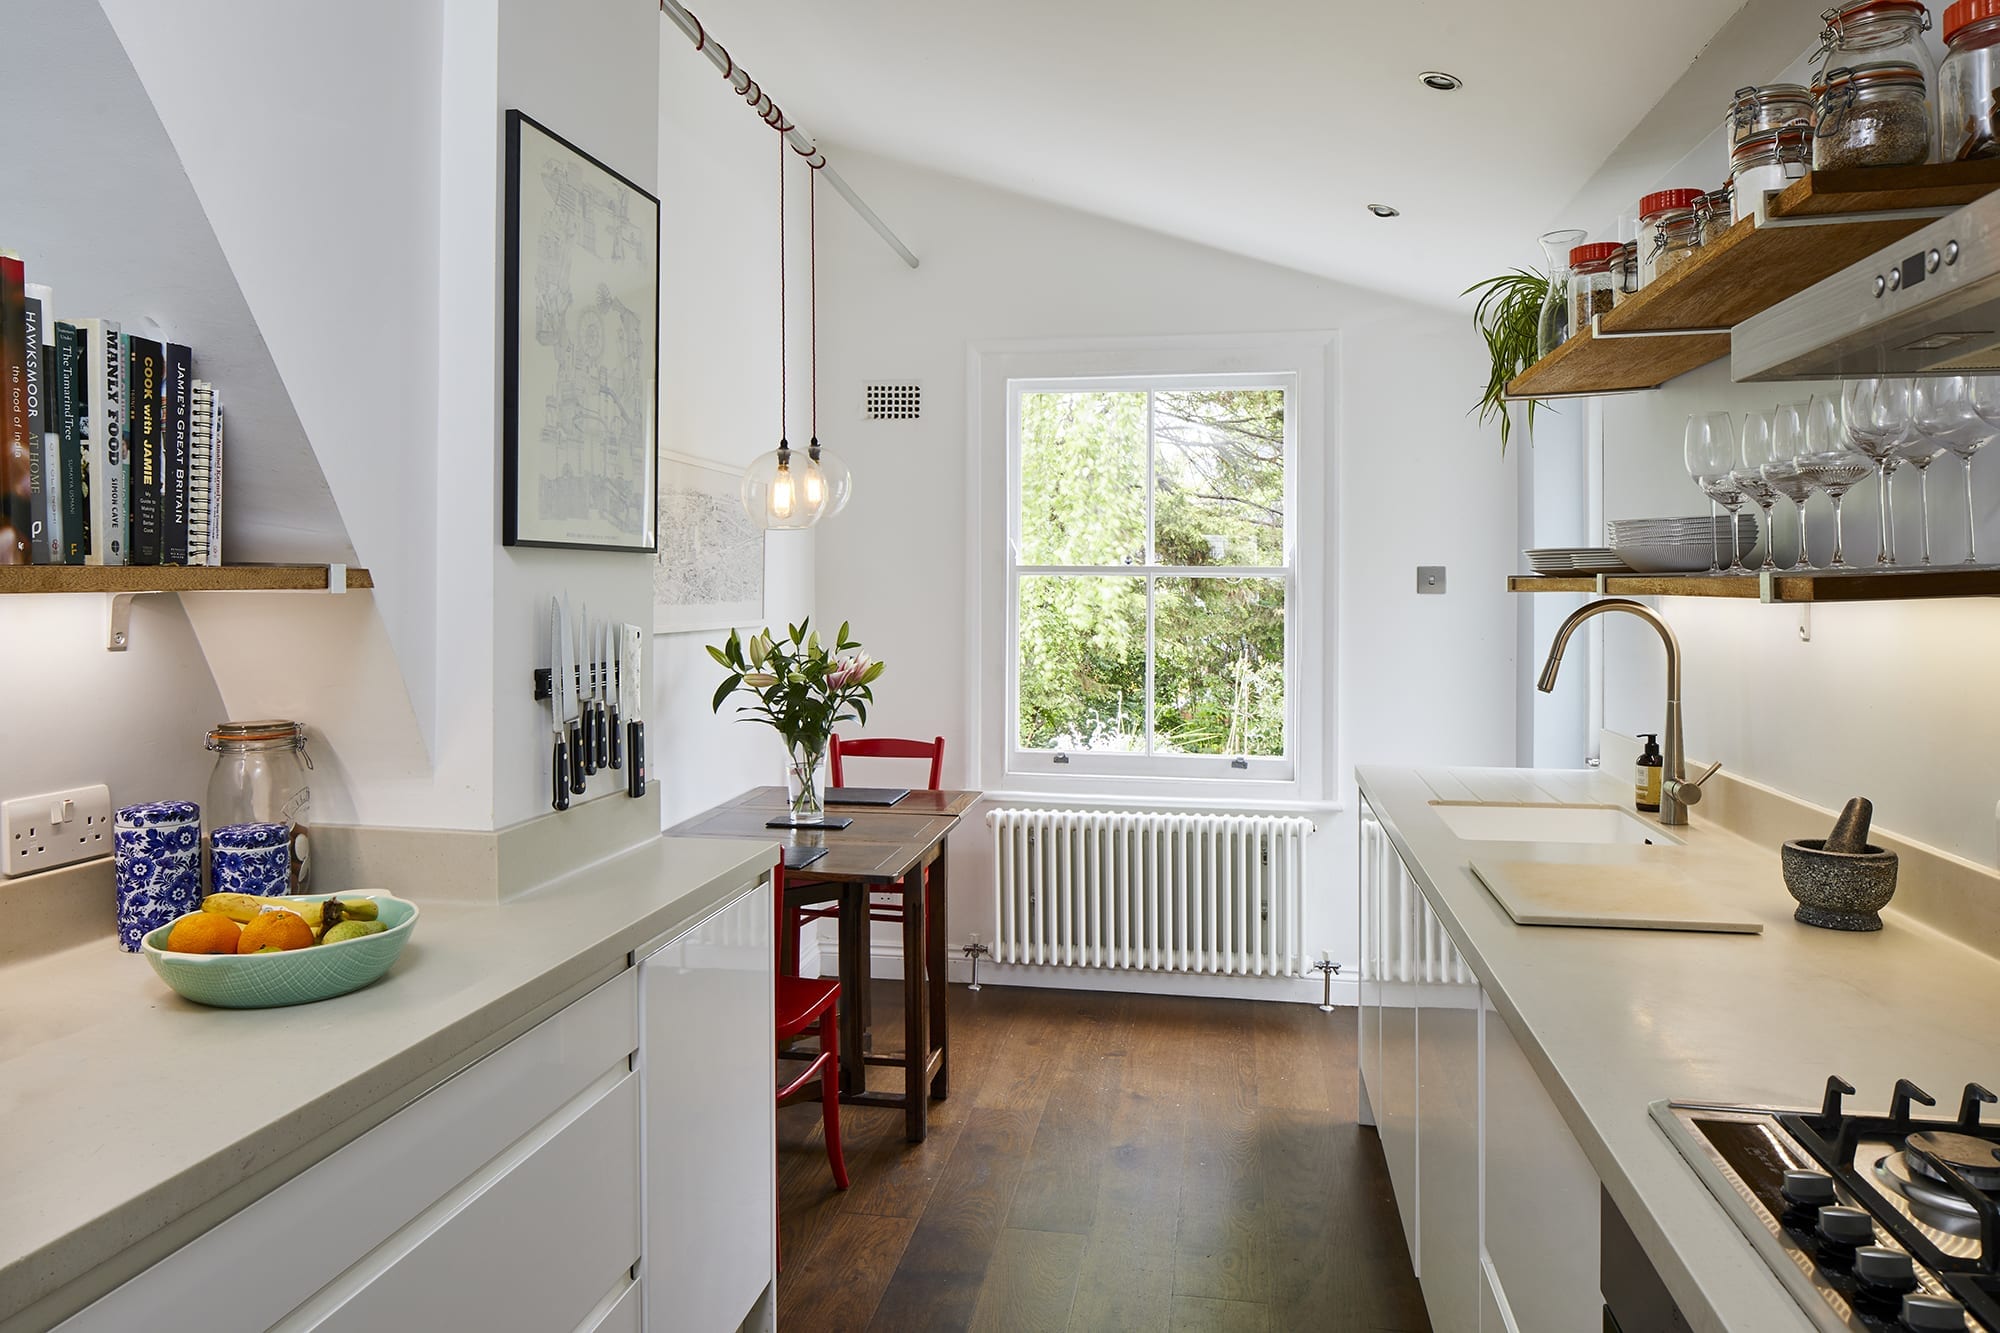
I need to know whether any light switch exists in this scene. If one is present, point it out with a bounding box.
[1416,566,1447,594]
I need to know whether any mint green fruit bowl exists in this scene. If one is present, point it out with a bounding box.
[142,894,419,1008]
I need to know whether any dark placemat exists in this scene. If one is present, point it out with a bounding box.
[825,786,910,807]
[782,845,831,870]
[766,815,855,831]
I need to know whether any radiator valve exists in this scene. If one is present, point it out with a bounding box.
[1312,954,1342,1012]
[961,934,992,991]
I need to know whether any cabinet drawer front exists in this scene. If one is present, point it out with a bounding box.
[280,1069,642,1332]
[58,970,639,1333]
[578,1277,642,1333]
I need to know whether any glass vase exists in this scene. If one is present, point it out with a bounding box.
[1537,229,1588,359]
[782,736,830,825]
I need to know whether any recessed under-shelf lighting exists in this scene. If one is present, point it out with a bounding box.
[1420,70,1464,91]
[1367,203,1401,218]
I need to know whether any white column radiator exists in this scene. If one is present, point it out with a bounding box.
[987,809,1315,977]
[1359,810,1475,986]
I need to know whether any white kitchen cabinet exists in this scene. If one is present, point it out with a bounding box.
[1480,990,1601,1333]
[638,877,775,1333]
[1360,799,1422,1262]
[1416,915,1481,1333]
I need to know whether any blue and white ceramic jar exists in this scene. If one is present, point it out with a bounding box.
[115,802,202,952]
[210,822,292,897]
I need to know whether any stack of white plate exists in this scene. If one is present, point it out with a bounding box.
[1607,516,1757,573]
[1524,547,1631,574]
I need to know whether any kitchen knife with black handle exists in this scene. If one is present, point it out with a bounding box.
[592,615,610,768]
[606,618,623,771]
[563,596,587,795]
[621,623,645,798]
[549,598,570,812]
[577,601,598,776]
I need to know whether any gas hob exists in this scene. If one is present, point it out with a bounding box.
[1654,1078,2000,1331]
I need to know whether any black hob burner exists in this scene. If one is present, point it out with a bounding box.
[1652,1077,2000,1332]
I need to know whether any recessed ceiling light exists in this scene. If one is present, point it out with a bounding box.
[1420,71,1464,91]
[1367,203,1401,218]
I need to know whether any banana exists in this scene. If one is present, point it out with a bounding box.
[201,894,380,936]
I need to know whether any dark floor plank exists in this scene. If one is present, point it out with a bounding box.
[1005,996,1127,1235]
[967,1227,1088,1332]
[866,1105,1041,1331]
[1251,1000,1341,1114]
[777,1211,916,1331]
[1173,1003,1270,1305]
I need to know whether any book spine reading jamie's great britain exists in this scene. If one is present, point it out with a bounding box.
[82,319,125,565]
[162,342,190,565]
[0,255,27,563]
[22,287,48,563]
[53,322,85,564]
[126,335,162,565]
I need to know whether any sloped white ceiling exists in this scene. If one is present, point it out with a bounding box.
[687,0,1771,305]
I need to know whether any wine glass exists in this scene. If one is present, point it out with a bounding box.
[1840,377,1913,567]
[1765,401,1817,570]
[1685,412,1742,574]
[1956,375,2000,563]
[1796,393,1870,570]
[1900,378,1959,566]
[1732,411,1781,572]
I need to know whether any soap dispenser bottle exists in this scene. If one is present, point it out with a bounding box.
[1635,733,1663,813]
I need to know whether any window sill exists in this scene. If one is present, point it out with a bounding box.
[977,788,1345,817]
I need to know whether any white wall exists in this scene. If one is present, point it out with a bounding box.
[812,151,1518,977]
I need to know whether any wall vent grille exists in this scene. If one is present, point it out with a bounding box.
[864,382,921,421]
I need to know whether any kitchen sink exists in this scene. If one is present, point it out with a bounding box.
[1428,802,1679,846]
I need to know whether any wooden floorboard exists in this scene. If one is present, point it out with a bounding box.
[776,983,1430,1333]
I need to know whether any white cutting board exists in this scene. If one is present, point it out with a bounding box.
[1469,858,1764,934]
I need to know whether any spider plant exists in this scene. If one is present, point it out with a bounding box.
[1464,269,1550,453]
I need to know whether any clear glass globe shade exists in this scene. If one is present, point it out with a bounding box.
[740,447,822,530]
[804,444,853,520]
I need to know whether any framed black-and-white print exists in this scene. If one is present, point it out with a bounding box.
[654,451,766,634]
[502,109,661,551]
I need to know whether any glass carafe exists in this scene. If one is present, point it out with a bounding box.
[1537,229,1588,358]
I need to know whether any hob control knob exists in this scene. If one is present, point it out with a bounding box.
[1876,274,1889,297]
[1817,1205,1875,1247]
[1901,1293,1967,1330]
[1783,1169,1837,1208]
[1855,1246,1918,1292]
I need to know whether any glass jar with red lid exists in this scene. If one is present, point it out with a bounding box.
[1940,0,2000,161]
[1816,1,1938,93]
[1566,242,1625,333]
[1814,61,1935,168]
[1730,124,1814,218]
[1637,189,1704,287]
[1729,83,1814,147]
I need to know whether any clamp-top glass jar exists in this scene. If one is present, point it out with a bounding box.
[1696,189,1734,246]
[1652,210,1705,280]
[1729,83,1814,147]
[1731,124,1814,217]
[1637,189,1704,287]
[1939,0,2000,162]
[1814,61,1936,168]
[205,720,313,892]
[1816,1,1939,92]
[1567,243,1624,332]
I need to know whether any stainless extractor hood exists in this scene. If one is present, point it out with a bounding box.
[1734,188,2000,381]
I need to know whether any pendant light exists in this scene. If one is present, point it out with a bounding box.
[740,131,817,529]
[803,168,852,519]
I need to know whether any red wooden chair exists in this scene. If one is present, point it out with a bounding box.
[783,734,945,975]
[774,857,847,1197]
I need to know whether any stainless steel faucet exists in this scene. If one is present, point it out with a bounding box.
[1536,597,1720,826]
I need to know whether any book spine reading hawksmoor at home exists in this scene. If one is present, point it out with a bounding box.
[81,318,124,565]
[22,285,49,564]
[126,335,163,566]
[162,341,191,566]
[53,321,86,564]
[0,254,28,564]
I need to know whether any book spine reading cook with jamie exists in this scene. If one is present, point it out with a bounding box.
[126,335,163,565]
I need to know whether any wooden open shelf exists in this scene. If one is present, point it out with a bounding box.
[1505,161,2000,400]
[1508,567,2000,603]
[0,564,370,594]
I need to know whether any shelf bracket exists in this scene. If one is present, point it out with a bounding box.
[1502,384,1662,403]
[105,591,159,652]
[1588,315,1732,341]
[327,563,347,594]
[1748,186,1958,231]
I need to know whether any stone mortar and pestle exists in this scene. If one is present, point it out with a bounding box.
[1781,797,1899,932]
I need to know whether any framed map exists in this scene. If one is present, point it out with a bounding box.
[502,110,660,550]
[654,452,765,634]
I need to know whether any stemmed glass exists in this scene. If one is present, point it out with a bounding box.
[1956,375,2000,563]
[1685,412,1742,574]
[1732,411,1781,572]
[1840,377,1913,567]
[1899,378,1958,566]
[1796,393,1870,570]
[1765,401,1817,571]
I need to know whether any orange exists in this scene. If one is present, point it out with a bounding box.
[237,909,315,953]
[166,911,242,954]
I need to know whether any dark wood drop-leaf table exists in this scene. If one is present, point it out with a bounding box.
[666,785,979,1142]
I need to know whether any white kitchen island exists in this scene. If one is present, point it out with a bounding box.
[1357,765,2000,1333]
[0,831,778,1333]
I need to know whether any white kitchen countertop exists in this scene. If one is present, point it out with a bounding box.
[0,832,774,1333]
[1357,765,2000,1333]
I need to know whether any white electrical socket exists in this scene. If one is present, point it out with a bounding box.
[3,784,114,878]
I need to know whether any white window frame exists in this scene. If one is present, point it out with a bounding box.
[1005,371,1297,782]
[967,333,1338,807]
